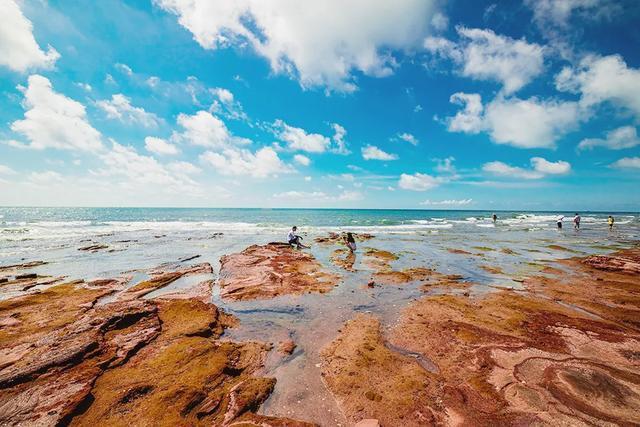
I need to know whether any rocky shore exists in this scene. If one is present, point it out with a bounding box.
[321,247,640,425]
[0,241,639,426]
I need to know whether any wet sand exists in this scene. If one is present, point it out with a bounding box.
[0,227,639,425]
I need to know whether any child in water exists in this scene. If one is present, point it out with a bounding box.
[608,215,615,230]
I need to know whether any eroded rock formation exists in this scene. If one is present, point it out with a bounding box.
[218,243,339,301]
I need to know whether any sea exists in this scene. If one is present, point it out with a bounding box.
[1,207,638,424]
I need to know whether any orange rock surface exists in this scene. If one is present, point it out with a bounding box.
[322,247,640,425]
[218,243,340,300]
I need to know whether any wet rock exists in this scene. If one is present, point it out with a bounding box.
[355,419,380,427]
[218,243,340,301]
[178,254,201,263]
[321,314,442,426]
[278,340,296,355]
[330,248,356,271]
[315,232,374,245]
[121,263,213,300]
[479,265,504,275]
[0,275,305,426]
[0,261,47,273]
[367,281,375,288]
[14,273,37,280]
[78,244,109,252]
[581,251,640,274]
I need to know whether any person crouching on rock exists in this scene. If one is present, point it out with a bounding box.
[345,232,357,252]
[288,226,309,249]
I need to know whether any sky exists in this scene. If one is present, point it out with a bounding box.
[0,0,639,211]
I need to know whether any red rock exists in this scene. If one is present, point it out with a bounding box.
[355,419,380,427]
[278,340,296,355]
[219,243,339,301]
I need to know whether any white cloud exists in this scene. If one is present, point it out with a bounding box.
[167,161,201,175]
[0,165,16,175]
[397,132,419,145]
[434,157,456,173]
[75,83,92,92]
[556,55,640,119]
[525,0,616,28]
[145,136,179,155]
[362,145,398,161]
[447,92,484,133]
[331,123,350,154]
[611,157,640,169]
[275,120,331,153]
[420,198,472,206]
[154,0,440,92]
[530,157,571,174]
[398,172,439,191]
[483,157,571,179]
[97,94,161,128]
[304,176,312,181]
[446,92,581,148]
[174,110,248,148]
[210,87,247,121]
[293,154,311,166]
[0,0,60,72]
[97,141,201,195]
[430,12,449,31]
[425,27,544,94]
[115,63,133,76]
[483,161,544,179]
[10,75,103,152]
[578,126,640,151]
[200,146,292,178]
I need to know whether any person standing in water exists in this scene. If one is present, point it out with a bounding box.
[556,215,564,229]
[573,213,581,230]
[345,232,357,252]
[287,226,309,249]
[608,215,615,230]
[492,213,497,223]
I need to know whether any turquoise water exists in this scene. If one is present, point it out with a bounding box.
[1,207,638,227]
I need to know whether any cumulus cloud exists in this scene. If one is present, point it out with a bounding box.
[446,92,581,148]
[483,157,571,179]
[10,75,103,152]
[145,136,179,155]
[420,198,472,206]
[96,94,161,128]
[361,145,398,161]
[578,126,640,151]
[200,146,292,178]
[293,154,311,166]
[610,157,640,169]
[275,120,331,153]
[97,141,201,195]
[556,55,640,119]
[0,0,60,72]
[424,27,545,94]
[397,132,419,145]
[0,164,16,176]
[173,110,248,148]
[434,157,456,173]
[447,92,484,133]
[154,0,440,92]
[398,173,439,191]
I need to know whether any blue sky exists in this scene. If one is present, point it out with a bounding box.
[0,0,639,210]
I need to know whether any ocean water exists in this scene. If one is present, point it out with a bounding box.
[1,207,639,424]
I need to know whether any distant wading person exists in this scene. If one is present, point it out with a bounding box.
[556,215,564,229]
[287,226,309,249]
[345,232,357,252]
[492,213,497,223]
[573,213,581,230]
[608,215,615,230]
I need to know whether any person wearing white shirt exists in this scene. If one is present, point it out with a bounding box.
[556,215,564,229]
[287,226,309,249]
